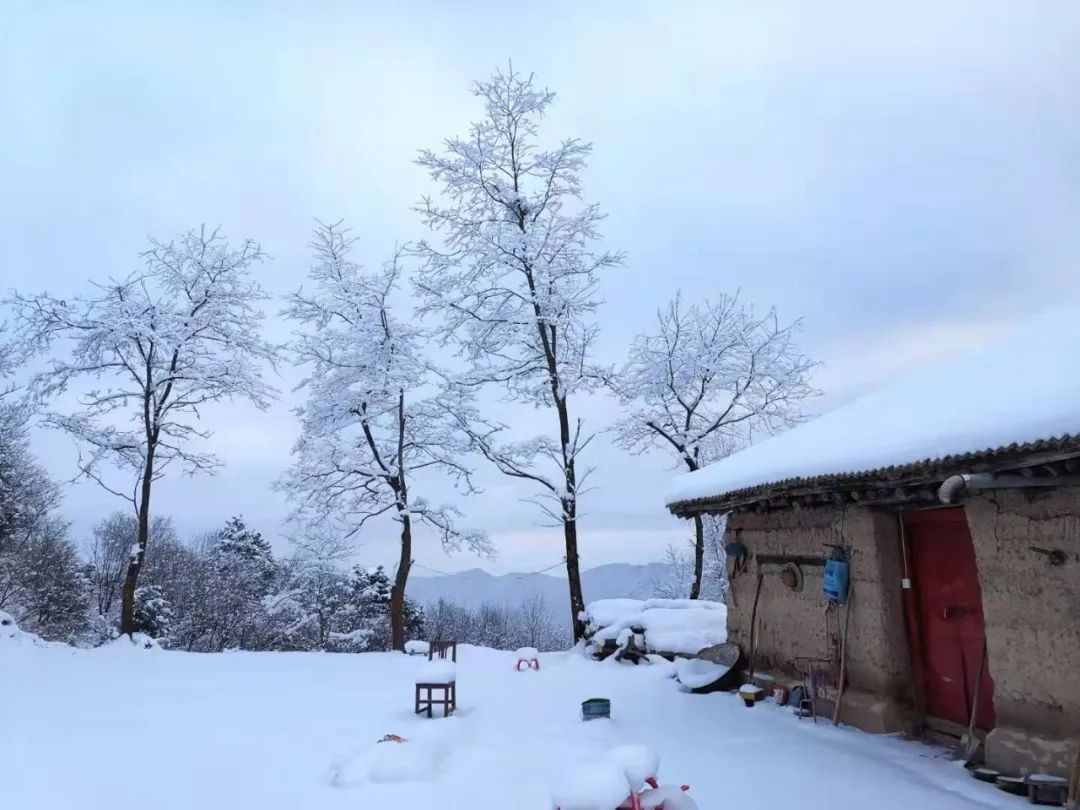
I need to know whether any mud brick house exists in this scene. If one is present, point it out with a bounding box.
[667,310,1080,777]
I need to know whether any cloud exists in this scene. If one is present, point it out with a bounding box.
[3,1,1079,569]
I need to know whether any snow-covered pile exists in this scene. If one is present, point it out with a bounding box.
[668,305,1080,506]
[404,640,430,655]
[674,657,733,690]
[582,599,727,656]
[553,744,668,810]
[552,760,635,810]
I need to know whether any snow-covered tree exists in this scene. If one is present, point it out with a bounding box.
[86,511,178,620]
[8,519,89,642]
[282,222,490,651]
[9,226,276,635]
[203,516,276,649]
[270,533,353,651]
[0,324,57,568]
[0,414,61,609]
[422,595,567,651]
[132,584,173,641]
[613,293,815,598]
[413,67,623,641]
[512,592,565,650]
[137,526,203,649]
[650,515,728,602]
[0,335,71,635]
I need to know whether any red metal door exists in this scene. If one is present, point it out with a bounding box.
[902,507,995,729]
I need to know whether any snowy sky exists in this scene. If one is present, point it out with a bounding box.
[3,1,1079,574]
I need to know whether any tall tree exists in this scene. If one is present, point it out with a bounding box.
[282,222,489,650]
[413,67,622,640]
[613,292,816,598]
[10,226,276,635]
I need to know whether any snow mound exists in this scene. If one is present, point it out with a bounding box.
[674,657,733,690]
[583,599,727,656]
[608,744,659,789]
[668,305,1080,507]
[640,784,699,810]
[405,640,430,655]
[551,761,630,809]
[0,610,60,649]
[516,647,540,659]
[416,660,456,683]
[333,723,457,787]
[101,633,161,652]
[367,735,448,784]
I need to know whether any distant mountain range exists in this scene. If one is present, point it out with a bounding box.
[405,562,671,611]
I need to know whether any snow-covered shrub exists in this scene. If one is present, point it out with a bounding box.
[132,585,173,641]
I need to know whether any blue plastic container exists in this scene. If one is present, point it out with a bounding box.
[581,698,611,721]
[823,558,849,602]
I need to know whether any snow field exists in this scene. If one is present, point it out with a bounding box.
[1,639,1025,809]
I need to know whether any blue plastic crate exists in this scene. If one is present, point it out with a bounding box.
[581,698,610,721]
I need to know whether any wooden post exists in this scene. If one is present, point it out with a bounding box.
[832,587,854,726]
[1065,739,1079,809]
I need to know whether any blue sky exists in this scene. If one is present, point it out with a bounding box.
[2,1,1079,573]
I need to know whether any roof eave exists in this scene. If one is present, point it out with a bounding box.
[667,436,1080,518]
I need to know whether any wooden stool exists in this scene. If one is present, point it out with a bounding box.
[414,681,456,718]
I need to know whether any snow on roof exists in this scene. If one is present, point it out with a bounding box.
[667,306,1080,509]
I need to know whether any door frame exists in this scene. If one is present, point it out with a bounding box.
[897,505,993,735]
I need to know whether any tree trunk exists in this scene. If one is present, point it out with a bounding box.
[689,514,705,600]
[390,515,412,652]
[119,451,154,636]
[564,506,587,642]
[557,400,587,642]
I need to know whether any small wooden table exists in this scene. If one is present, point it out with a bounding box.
[415,681,456,718]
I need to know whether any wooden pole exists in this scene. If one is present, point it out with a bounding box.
[1065,739,1079,809]
[746,571,764,685]
[832,586,853,726]
[958,639,988,760]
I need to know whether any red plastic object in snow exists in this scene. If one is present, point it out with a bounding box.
[554,778,693,810]
[515,657,539,671]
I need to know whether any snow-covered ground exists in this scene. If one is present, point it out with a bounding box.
[1,640,1023,809]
